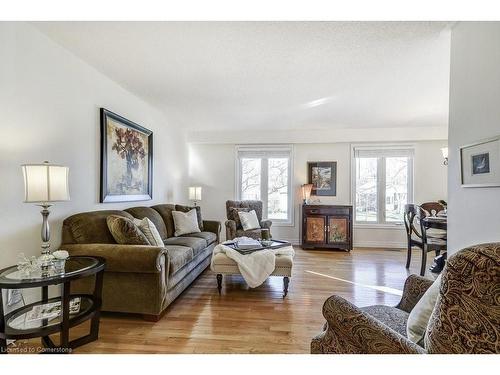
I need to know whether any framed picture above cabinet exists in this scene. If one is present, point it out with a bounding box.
[307,161,337,196]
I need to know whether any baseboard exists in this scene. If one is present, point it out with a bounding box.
[281,238,301,245]
[280,238,405,249]
[353,240,406,249]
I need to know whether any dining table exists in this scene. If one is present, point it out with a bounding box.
[422,214,447,273]
[422,214,447,231]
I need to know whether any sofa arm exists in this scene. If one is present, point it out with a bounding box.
[311,295,424,354]
[260,220,272,230]
[203,220,221,243]
[225,220,237,241]
[396,274,434,313]
[62,243,168,274]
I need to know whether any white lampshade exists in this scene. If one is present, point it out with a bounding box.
[441,147,449,159]
[22,162,70,203]
[188,186,202,201]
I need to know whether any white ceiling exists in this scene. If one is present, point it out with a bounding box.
[34,22,451,132]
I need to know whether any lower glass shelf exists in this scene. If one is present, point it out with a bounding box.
[3,294,97,339]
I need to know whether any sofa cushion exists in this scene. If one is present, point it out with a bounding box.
[106,215,151,245]
[62,210,134,244]
[163,236,207,257]
[175,204,204,231]
[407,275,442,344]
[165,245,194,275]
[229,207,250,229]
[133,217,164,247]
[238,210,260,231]
[125,206,169,241]
[172,209,201,236]
[181,231,217,246]
[360,305,410,338]
[151,204,176,238]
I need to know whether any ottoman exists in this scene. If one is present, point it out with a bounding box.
[210,249,294,297]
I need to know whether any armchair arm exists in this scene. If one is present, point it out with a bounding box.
[225,220,237,241]
[311,295,424,354]
[260,220,272,229]
[62,243,168,274]
[396,274,434,313]
[203,220,222,243]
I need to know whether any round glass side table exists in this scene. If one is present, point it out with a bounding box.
[0,256,106,354]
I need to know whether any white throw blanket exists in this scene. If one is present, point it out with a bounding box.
[211,241,295,288]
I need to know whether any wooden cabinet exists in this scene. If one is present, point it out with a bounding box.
[301,204,353,251]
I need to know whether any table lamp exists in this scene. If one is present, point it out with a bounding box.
[301,184,313,204]
[188,186,202,206]
[22,161,70,256]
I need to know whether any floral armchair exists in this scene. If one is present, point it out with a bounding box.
[311,243,500,354]
[225,200,272,240]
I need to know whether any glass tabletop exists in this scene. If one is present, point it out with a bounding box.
[0,257,102,287]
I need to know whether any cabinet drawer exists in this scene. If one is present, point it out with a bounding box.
[304,206,351,216]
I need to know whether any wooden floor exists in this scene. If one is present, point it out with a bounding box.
[12,247,438,354]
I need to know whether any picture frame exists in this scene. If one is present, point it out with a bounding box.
[100,108,153,202]
[308,161,337,196]
[460,136,500,188]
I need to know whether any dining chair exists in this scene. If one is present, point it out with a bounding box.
[403,204,447,276]
[420,201,445,217]
[420,201,447,240]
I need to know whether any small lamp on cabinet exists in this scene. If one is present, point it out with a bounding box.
[301,184,313,205]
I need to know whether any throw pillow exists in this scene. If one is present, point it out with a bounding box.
[238,210,261,231]
[172,209,202,236]
[106,215,151,245]
[406,274,442,345]
[175,204,204,231]
[229,207,250,229]
[133,217,164,247]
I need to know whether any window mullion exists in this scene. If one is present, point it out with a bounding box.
[378,157,386,224]
[261,158,269,219]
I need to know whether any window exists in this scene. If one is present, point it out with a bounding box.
[236,146,293,225]
[353,147,414,224]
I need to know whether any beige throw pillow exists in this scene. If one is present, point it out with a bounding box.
[238,210,260,231]
[406,274,442,344]
[106,215,151,245]
[133,217,164,247]
[172,209,201,236]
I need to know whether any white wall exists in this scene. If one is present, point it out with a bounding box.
[189,140,447,247]
[447,22,500,253]
[0,22,189,270]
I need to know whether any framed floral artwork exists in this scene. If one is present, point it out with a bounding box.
[100,108,153,202]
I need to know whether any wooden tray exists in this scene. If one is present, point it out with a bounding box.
[224,239,291,255]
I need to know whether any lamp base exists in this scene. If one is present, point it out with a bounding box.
[38,204,52,255]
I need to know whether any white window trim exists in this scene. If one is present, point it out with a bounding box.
[350,143,415,228]
[235,145,294,227]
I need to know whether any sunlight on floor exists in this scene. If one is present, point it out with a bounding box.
[305,270,403,296]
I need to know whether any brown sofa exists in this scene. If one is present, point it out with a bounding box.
[60,204,221,321]
[311,242,500,354]
[225,200,272,240]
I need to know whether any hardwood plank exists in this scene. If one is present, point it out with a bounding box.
[10,247,438,354]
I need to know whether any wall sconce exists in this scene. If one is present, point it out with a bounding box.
[301,184,313,204]
[441,147,449,166]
